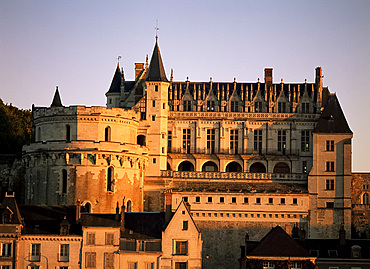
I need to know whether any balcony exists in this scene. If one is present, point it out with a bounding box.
[160,171,307,182]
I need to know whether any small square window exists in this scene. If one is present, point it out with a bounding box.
[326,202,334,208]
[268,198,273,204]
[244,214,248,217]
[293,198,298,205]
[280,198,286,204]
[195,196,200,203]
[257,214,260,218]
[202,213,205,217]
[326,179,335,190]
[220,197,225,203]
[208,213,211,217]
[232,197,237,203]
[208,197,213,203]
[256,198,261,204]
[183,197,188,202]
[151,115,156,121]
[244,197,248,204]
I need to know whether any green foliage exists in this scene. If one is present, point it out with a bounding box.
[0,99,31,154]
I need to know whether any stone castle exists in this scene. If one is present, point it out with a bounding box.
[23,39,358,268]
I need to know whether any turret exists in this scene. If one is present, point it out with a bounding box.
[105,63,123,108]
[145,38,170,176]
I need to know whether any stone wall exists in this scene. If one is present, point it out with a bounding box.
[352,173,370,238]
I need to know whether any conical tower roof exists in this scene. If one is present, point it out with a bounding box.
[50,87,63,107]
[107,63,122,93]
[146,40,168,82]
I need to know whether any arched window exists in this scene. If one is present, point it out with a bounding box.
[66,125,71,142]
[178,161,194,172]
[37,127,41,142]
[84,202,91,213]
[363,193,369,205]
[226,162,242,172]
[202,161,218,172]
[127,200,132,212]
[167,162,172,171]
[273,162,290,173]
[137,135,146,146]
[107,167,114,192]
[105,126,111,142]
[249,162,266,173]
[62,169,67,194]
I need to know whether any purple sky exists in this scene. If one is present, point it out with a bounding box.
[1,1,369,171]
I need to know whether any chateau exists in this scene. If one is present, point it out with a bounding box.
[22,39,356,268]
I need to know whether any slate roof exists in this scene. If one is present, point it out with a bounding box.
[247,226,310,257]
[19,205,81,235]
[50,87,63,107]
[146,40,168,82]
[106,63,122,94]
[313,93,352,134]
[122,212,168,240]
[0,194,22,225]
[81,213,120,228]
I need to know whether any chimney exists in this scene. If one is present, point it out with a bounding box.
[75,199,81,222]
[165,189,172,223]
[120,198,126,233]
[339,224,346,246]
[115,202,120,221]
[135,63,144,79]
[264,68,273,86]
[292,224,299,239]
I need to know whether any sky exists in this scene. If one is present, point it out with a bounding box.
[1,1,369,171]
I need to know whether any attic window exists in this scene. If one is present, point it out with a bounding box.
[278,102,286,113]
[182,221,188,230]
[207,101,215,111]
[155,85,158,92]
[231,101,239,112]
[309,249,319,256]
[328,250,338,257]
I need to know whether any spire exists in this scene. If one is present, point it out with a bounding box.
[107,63,122,93]
[50,86,63,107]
[146,39,168,82]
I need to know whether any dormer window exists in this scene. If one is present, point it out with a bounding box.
[231,101,239,112]
[255,102,263,112]
[183,100,192,111]
[351,245,361,258]
[302,103,309,113]
[278,102,286,113]
[207,101,215,111]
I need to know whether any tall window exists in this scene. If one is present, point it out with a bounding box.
[254,130,262,154]
[106,233,114,245]
[183,100,192,111]
[326,140,334,151]
[31,244,41,261]
[107,167,114,192]
[182,221,188,230]
[326,161,335,172]
[168,131,172,153]
[326,179,334,190]
[1,243,11,257]
[104,253,114,269]
[301,131,310,152]
[152,100,156,107]
[302,103,309,113]
[255,101,263,112]
[85,252,96,268]
[207,101,216,111]
[174,241,188,255]
[105,126,111,142]
[145,263,155,269]
[62,169,67,194]
[207,129,216,154]
[231,101,239,112]
[59,244,69,262]
[182,129,191,154]
[230,129,239,154]
[363,193,369,205]
[66,125,71,142]
[278,102,286,113]
[127,200,132,212]
[87,233,95,245]
[277,130,286,154]
[302,161,307,173]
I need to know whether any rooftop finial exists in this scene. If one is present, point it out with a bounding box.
[170,68,173,82]
[145,55,149,69]
[155,20,159,41]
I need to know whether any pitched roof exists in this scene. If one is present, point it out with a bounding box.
[146,40,168,82]
[122,212,167,239]
[81,213,120,227]
[50,87,63,107]
[0,194,22,225]
[106,63,122,94]
[248,226,310,257]
[314,94,352,134]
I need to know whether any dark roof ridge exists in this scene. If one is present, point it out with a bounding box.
[50,86,63,107]
[146,40,168,82]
